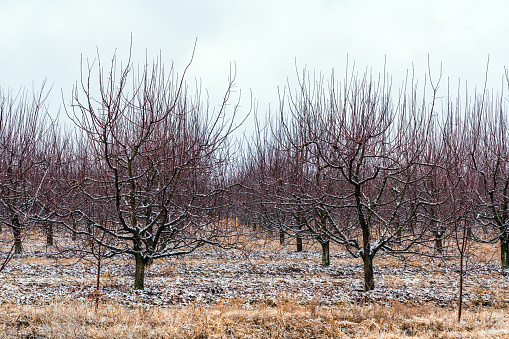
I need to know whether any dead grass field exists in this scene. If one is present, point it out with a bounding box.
[0,232,508,338]
[1,299,508,338]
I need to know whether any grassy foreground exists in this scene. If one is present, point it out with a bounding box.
[1,299,508,338]
[1,235,509,338]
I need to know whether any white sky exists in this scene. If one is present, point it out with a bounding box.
[1,0,508,134]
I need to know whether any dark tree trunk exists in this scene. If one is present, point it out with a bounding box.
[435,236,443,254]
[45,222,54,247]
[11,216,22,254]
[359,200,374,290]
[395,227,402,247]
[72,221,77,241]
[95,255,102,311]
[356,182,374,291]
[96,255,102,291]
[294,210,303,252]
[363,254,375,291]
[501,235,509,269]
[321,240,330,266]
[296,234,303,252]
[134,254,146,290]
[458,249,464,322]
[279,230,285,245]
[467,225,473,238]
[318,211,329,266]
[434,230,444,254]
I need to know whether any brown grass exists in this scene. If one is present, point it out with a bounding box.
[2,233,509,338]
[0,299,508,338]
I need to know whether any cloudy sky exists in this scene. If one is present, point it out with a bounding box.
[1,0,508,133]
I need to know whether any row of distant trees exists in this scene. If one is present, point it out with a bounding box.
[1,50,508,291]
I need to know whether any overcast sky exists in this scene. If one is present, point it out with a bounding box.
[1,0,508,133]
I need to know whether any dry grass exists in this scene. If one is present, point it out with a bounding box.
[2,233,509,337]
[0,299,508,338]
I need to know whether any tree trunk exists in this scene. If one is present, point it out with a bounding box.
[134,255,146,290]
[45,222,54,247]
[356,183,374,291]
[267,226,273,238]
[296,235,303,252]
[501,235,509,269]
[11,216,22,254]
[321,240,330,266]
[434,230,443,254]
[363,255,375,291]
[466,225,473,238]
[13,228,22,254]
[95,255,102,311]
[458,250,464,321]
[318,211,329,266]
[395,227,402,247]
[72,221,77,241]
[279,230,285,245]
[96,255,102,291]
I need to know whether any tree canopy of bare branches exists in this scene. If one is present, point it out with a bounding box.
[65,49,241,289]
[0,83,51,257]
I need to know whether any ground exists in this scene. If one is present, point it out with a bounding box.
[0,235,508,338]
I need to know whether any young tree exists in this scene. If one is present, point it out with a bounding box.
[440,97,476,321]
[276,67,441,290]
[0,83,51,254]
[470,85,509,269]
[66,49,241,289]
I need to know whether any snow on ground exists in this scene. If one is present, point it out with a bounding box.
[1,244,508,309]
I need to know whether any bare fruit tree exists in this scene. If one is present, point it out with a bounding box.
[470,75,509,269]
[271,67,441,291]
[66,48,241,289]
[0,83,51,258]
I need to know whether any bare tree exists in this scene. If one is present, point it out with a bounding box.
[65,48,241,289]
[271,66,441,290]
[0,83,51,255]
[440,99,475,321]
[469,73,509,269]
